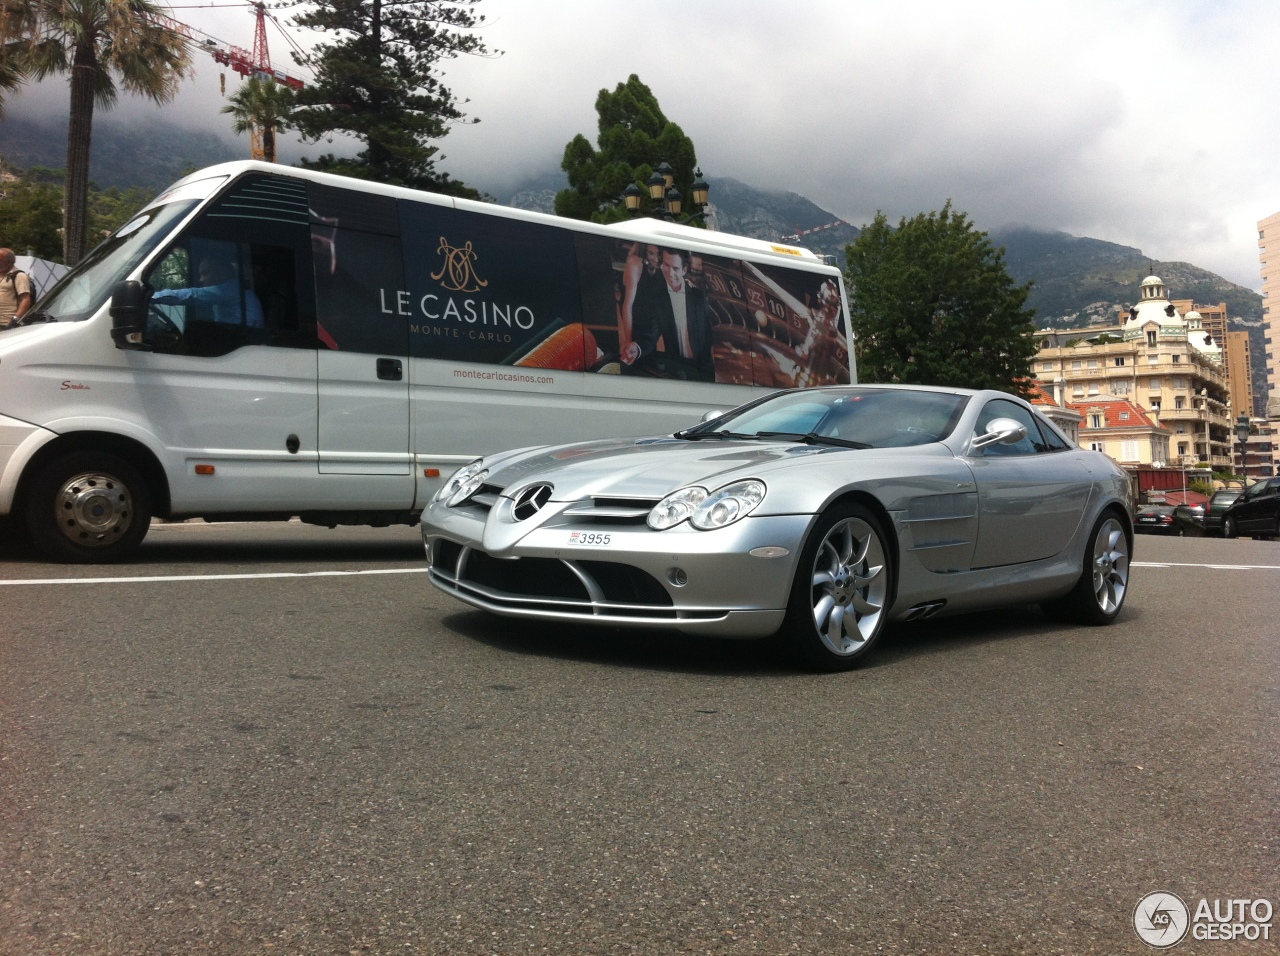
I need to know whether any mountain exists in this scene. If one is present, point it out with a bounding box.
[498,173,860,260]
[0,115,241,192]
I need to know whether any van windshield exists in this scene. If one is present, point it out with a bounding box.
[25,198,203,324]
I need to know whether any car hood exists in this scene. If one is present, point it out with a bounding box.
[482,435,928,501]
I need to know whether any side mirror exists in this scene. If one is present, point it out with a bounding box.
[109,279,148,348]
[700,409,725,424]
[971,417,1028,450]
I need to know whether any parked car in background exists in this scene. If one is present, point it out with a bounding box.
[1173,503,1205,535]
[1136,505,1179,535]
[1203,488,1243,537]
[1136,503,1203,536]
[1221,477,1280,539]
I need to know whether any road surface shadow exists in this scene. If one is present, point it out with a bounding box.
[441,602,1110,677]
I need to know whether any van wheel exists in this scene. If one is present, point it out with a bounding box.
[1042,511,1130,625]
[778,502,893,672]
[1222,516,1236,539]
[25,451,152,563]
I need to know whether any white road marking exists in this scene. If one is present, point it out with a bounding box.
[1132,561,1280,571]
[0,561,1275,588]
[0,568,431,586]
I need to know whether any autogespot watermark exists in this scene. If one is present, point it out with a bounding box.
[1134,892,1274,948]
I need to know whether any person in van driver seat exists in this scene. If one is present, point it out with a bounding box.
[152,256,264,328]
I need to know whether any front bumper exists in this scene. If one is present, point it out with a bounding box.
[421,504,813,638]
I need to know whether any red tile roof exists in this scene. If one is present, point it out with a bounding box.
[1065,398,1159,429]
[1022,379,1057,406]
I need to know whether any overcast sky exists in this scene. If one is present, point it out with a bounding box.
[7,0,1279,290]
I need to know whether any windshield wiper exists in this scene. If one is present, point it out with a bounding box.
[673,428,756,440]
[755,431,871,449]
[17,311,55,325]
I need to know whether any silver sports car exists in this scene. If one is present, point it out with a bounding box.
[421,385,1133,670]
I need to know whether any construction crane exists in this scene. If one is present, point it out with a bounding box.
[157,2,309,160]
[780,219,851,243]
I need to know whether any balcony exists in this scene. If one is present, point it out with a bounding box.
[1156,407,1205,423]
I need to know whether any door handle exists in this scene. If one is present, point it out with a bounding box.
[376,357,403,381]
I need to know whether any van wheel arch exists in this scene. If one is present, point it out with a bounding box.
[18,433,171,521]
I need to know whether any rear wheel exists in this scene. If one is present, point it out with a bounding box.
[1042,511,1130,625]
[24,451,152,563]
[1222,515,1236,539]
[778,502,893,671]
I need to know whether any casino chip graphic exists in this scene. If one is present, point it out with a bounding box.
[1134,892,1190,947]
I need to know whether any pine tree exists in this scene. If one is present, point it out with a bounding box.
[555,74,700,225]
[288,0,495,195]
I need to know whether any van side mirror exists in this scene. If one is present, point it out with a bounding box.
[971,417,1028,450]
[109,279,147,348]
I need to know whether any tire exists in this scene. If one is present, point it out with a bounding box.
[1222,515,1236,539]
[777,502,894,672]
[24,451,152,563]
[1042,510,1130,625]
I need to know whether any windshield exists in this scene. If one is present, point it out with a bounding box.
[29,200,203,323]
[684,387,970,448]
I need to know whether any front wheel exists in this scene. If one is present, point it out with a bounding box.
[1042,511,1130,625]
[24,451,152,563]
[1222,516,1236,539]
[777,502,894,671]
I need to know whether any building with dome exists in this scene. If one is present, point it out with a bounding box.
[1033,275,1232,470]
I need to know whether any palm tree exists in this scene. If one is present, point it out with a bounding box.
[0,2,37,115]
[1,0,191,264]
[221,75,296,164]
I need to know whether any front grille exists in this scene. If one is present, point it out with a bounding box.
[431,541,673,609]
[464,550,588,601]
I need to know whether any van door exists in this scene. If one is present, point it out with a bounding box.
[138,174,321,514]
[309,184,414,494]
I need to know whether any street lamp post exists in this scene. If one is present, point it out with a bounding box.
[622,161,711,225]
[1235,413,1251,485]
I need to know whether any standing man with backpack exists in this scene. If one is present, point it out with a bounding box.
[1,248,34,329]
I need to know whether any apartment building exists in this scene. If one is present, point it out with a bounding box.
[1259,211,1280,410]
[1034,275,1231,468]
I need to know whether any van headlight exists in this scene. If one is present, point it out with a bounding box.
[648,479,765,530]
[435,460,488,506]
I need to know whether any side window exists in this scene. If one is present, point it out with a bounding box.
[974,399,1046,456]
[1033,415,1071,451]
[142,173,315,358]
[144,237,301,355]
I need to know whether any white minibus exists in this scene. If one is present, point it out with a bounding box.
[0,162,854,562]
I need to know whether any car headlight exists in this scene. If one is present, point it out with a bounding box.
[435,460,488,506]
[647,479,766,531]
[648,486,708,530]
[691,479,766,530]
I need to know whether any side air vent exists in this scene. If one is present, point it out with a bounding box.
[206,174,309,225]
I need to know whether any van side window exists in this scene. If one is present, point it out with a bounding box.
[141,173,315,357]
[144,237,302,355]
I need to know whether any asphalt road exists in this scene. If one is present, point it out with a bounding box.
[1,521,1277,955]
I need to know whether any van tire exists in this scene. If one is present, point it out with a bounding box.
[24,451,152,563]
